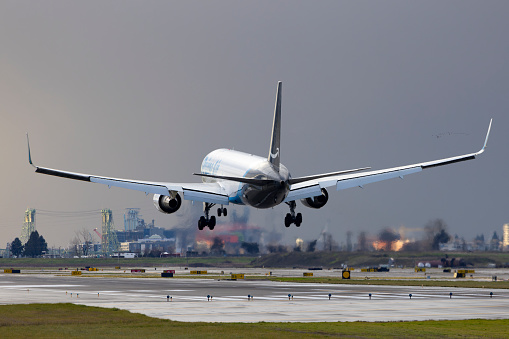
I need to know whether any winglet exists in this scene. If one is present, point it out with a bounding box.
[478,119,492,154]
[26,133,35,168]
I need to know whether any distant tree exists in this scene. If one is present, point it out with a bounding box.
[346,231,352,252]
[210,237,225,255]
[10,238,24,257]
[241,242,259,254]
[490,231,500,250]
[323,233,337,251]
[148,249,162,257]
[425,219,449,250]
[357,232,367,252]
[23,231,48,258]
[492,231,499,241]
[401,240,423,252]
[267,244,288,253]
[307,240,317,252]
[432,229,451,250]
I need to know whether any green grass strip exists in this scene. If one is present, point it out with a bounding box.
[263,277,509,289]
[0,304,507,338]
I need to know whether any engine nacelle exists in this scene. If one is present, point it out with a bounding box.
[153,193,182,214]
[300,188,329,209]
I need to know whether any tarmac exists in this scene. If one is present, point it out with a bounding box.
[1,268,508,322]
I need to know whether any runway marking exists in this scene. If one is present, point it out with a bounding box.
[0,284,82,289]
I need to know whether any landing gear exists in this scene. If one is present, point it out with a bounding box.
[284,201,302,227]
[198,203,217,230]
[198,216,216,230]
[198,203,225,230]
[217,206,227,217]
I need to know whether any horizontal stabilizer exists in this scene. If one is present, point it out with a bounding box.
[193,173,278,186]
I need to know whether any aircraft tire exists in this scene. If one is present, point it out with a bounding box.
[223,208,227,217]
[198,216,206,230]
[217,208,222,217]
[209,216,216,228]
[284,213,292,227]
[296,213,302,225]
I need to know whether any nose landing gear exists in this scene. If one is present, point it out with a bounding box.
[284,201,302,227]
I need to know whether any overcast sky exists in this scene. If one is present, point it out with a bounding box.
[1,1,508,249]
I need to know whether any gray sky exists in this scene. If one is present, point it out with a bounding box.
[1,1,508,248]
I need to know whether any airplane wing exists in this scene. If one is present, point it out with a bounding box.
[27,138,229,205]
[285,119,492,202]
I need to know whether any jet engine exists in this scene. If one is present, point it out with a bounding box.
[153,193,182,214]
[300,188,329,209]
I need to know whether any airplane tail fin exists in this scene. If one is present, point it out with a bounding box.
[268,81,282,171]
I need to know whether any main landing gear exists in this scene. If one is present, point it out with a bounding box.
[198,203,227,231]
[284,201,302,227]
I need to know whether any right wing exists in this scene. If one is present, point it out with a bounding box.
[285,119,492,202]
[27,137,229,205]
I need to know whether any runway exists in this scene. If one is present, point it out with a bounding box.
[1,273,508,322]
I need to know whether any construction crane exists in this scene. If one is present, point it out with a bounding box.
[93,228,102,240]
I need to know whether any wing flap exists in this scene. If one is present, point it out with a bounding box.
[284,183,322,202]
[336,166,422,190]
[183,186,229,205]
[90,176,170,195]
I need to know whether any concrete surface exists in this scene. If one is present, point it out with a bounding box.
[1,272,508,322]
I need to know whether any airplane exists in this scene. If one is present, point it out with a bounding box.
[27,82,492,230]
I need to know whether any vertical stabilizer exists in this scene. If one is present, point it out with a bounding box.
[268,81,282,171]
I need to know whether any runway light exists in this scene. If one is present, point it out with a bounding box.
[328,293,331,300]
[490,292,493,298]
[369,293,372,300]
[207,295,210,301]
[409,294,412,299]
[167,295,170,302]
[248,294,251,301]
[288,294,291,300]
[449,292,453,299]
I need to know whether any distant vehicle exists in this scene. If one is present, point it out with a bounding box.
[27,82,492,230]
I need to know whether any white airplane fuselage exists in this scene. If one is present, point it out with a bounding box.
[200,149,290,208]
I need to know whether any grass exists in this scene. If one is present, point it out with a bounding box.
[0,304,507,338]
[0,256,255,268]
[262,277,509,289]
[4,251,509,269]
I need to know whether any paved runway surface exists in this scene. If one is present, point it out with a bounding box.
[1,274,508,322]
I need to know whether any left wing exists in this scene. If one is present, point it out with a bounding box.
[27,136,229,205]
[285,119,492,202]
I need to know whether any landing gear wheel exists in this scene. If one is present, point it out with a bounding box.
[284,213,292,227]
[217,208,222,217]
[198,216,206,230]
[295,213,302,227]
[223,208,227,217]
[209,216,216,229]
